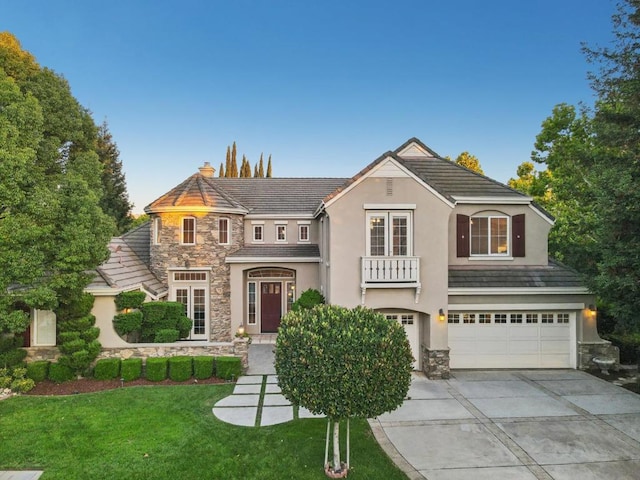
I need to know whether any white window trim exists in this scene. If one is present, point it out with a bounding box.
[298,224,310,243]
[276,224,287,242]
[365,211,412,257]
[252,224,264,243]
[218,217,230,245]
[181,217,196,245]
[32,309,56,346]
[470,215,510,257]
[153,217,161,245]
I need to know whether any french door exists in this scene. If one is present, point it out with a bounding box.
[173,284,208,340]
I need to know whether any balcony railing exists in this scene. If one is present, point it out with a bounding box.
[361,256,420,285]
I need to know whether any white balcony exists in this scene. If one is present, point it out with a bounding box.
[361,256,420,285]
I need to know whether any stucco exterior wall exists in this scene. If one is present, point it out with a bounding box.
[243,218,319,244]
[448,204,552,266]
[324,176,451,351]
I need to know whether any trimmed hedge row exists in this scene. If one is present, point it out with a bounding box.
[26,355,242,384]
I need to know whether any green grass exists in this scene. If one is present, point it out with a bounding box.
[0,385,407,479]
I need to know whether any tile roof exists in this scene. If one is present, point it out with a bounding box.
[227,244,320,259]
[122,222,151,264]
[87,226,165,296]
[448,259,586,289]
[146,177,348,216]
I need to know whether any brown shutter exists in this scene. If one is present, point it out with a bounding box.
[512,214,525,257]
[456,214,470,257]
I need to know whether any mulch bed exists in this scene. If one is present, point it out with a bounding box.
[25,376,228,396]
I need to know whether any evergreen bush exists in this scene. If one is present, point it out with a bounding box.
[145,357,168,381]
[193,356,214,379]
[48,362,75,383]
[113,311,143,336]
[216,356,242,380]
[291,288,325,311]
[115,291,146,310]
[26,360,49,382]
[168,356,192,381]
[154,329,179,343]
[120,358,142,381]
[94,358,121,380]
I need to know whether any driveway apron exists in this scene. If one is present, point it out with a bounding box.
[214,344,640,479]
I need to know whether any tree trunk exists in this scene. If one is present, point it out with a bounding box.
[333,419,341,472]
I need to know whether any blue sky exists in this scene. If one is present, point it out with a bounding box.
[3,0,616,213]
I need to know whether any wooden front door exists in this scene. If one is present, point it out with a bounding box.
[261,282,282,333]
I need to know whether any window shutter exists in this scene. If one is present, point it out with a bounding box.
[512,214,525,257]
[456,214,470,257]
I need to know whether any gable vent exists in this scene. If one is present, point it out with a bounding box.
[386,178,393,196]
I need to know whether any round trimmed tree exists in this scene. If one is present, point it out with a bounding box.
[275,304,413,477]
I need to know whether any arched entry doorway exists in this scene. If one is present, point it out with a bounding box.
[246,268,296,333]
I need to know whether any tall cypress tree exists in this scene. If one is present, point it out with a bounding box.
[253,163,259,177]
[96,121,132,234]
[219,162,225,177]
[258,153,265,177]
[266,154,273,177]
[225,146,231,178]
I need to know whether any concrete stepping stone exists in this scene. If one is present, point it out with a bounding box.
[213,406,257,427]
[261,406,294,426]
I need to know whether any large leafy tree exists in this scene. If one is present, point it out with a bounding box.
[454,151,484,174]
[275,305,412,477]
[519,1,640,330]
[0,32,114,337]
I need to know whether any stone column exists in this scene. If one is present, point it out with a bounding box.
[422,345,450,379]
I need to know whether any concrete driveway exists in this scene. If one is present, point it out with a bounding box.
[371,369,640,480]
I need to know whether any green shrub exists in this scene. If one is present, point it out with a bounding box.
[145,357,168,381]
[193,356,214,380]
[94,358,121,380]
[57,314,96,333]
[291,288,325,311]
[168,356,192,382]
[120,358,142,381]
[0,348,27,368]
[0,375,10,389]
[58,331,81,344]
[26,360,49,382]
[177,316,192,338]
[115,291,146,310]
[86,340,101,357]
[58,339,86,355]
[56,293,95,321]
[154,329,179,343]
[113,311,143,336]
[48,362,75,383]
[141,302,187,342]
[81,327,100,343]
[603,333,640,364]
[10,377,35,393]
[216,356,242,380]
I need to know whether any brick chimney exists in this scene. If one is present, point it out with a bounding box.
[198,162,215,178]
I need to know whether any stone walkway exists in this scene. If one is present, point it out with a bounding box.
[212,374,323,426]
[0,472,42,480]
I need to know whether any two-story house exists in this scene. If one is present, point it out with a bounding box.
[24,138,613,378]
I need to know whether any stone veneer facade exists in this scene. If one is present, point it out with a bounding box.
[578,340,620,371]
[149,212,245,342]
[25,338,250,370]
[422,345,450,379]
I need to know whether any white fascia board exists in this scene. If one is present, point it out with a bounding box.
[245,214,315,220]
[147,206,249,215]
[528,203,555,226]
[448,302,588,311]
[167,266,213,271]
[85,284,167,300]
[452,196,533,204]
[323,156,454,210]
[363,203,417,210]
[225,257,321,264]
[448,287,591,295]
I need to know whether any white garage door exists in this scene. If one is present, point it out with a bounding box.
[385,313,419,370]
[448,312,575,369]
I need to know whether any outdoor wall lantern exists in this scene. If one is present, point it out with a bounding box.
[588,304,597,317]
[237,326,245,336]
[438,308,446,322]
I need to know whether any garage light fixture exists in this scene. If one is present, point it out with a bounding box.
[438,308,446,322]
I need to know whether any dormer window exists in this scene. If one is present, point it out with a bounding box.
[181,217,196,245]
[457,213,525,258]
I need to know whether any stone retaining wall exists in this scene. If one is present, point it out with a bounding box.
[25,338,250,370]
[578,340,620,371]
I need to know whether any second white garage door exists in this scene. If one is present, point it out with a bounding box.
[448,312,575,369]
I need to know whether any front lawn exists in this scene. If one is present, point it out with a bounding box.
[0,384,407,479]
